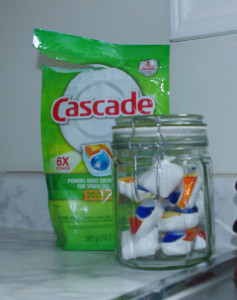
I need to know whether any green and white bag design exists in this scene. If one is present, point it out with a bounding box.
[33,29,170,250]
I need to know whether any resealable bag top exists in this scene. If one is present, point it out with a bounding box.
[33,28,170,250]
[33,29,170,115]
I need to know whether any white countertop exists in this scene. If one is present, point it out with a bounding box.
[0,174,236,299]
[0,227,179,300]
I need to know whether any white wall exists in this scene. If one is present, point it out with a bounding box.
[170,34,237,174]
[0,0,236,174]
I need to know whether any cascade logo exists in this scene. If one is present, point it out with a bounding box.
[51,91,155,124]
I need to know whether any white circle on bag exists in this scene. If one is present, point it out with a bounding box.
[60,67,141,151]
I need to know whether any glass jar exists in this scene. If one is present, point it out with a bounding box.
[112,114,214,269]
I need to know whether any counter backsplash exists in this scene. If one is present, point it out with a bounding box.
[0,172,236,250]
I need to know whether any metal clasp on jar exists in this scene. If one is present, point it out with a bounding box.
[128,116,166,202]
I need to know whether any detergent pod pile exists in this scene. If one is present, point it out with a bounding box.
[33,29,170,250]
[112,115,214,268]
[119,160,207,260]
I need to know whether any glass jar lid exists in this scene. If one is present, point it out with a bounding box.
[112,114,208,148]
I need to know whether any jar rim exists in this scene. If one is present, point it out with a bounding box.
[112,114,208,147]
[113,114,206,128]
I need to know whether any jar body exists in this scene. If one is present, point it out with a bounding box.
[113,145,214,269]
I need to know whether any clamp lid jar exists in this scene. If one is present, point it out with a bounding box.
[112,114,214,269]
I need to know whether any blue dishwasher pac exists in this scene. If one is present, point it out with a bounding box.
[83,148,112,177]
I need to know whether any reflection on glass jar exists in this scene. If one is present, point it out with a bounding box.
[112,115,215,269]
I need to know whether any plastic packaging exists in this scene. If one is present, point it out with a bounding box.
[33,29,170,250]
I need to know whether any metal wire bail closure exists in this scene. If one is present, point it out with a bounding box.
[128,116,166,202]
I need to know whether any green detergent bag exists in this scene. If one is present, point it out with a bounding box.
[33,29,170,250]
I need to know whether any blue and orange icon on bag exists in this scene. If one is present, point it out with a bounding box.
[82,144,113,176]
